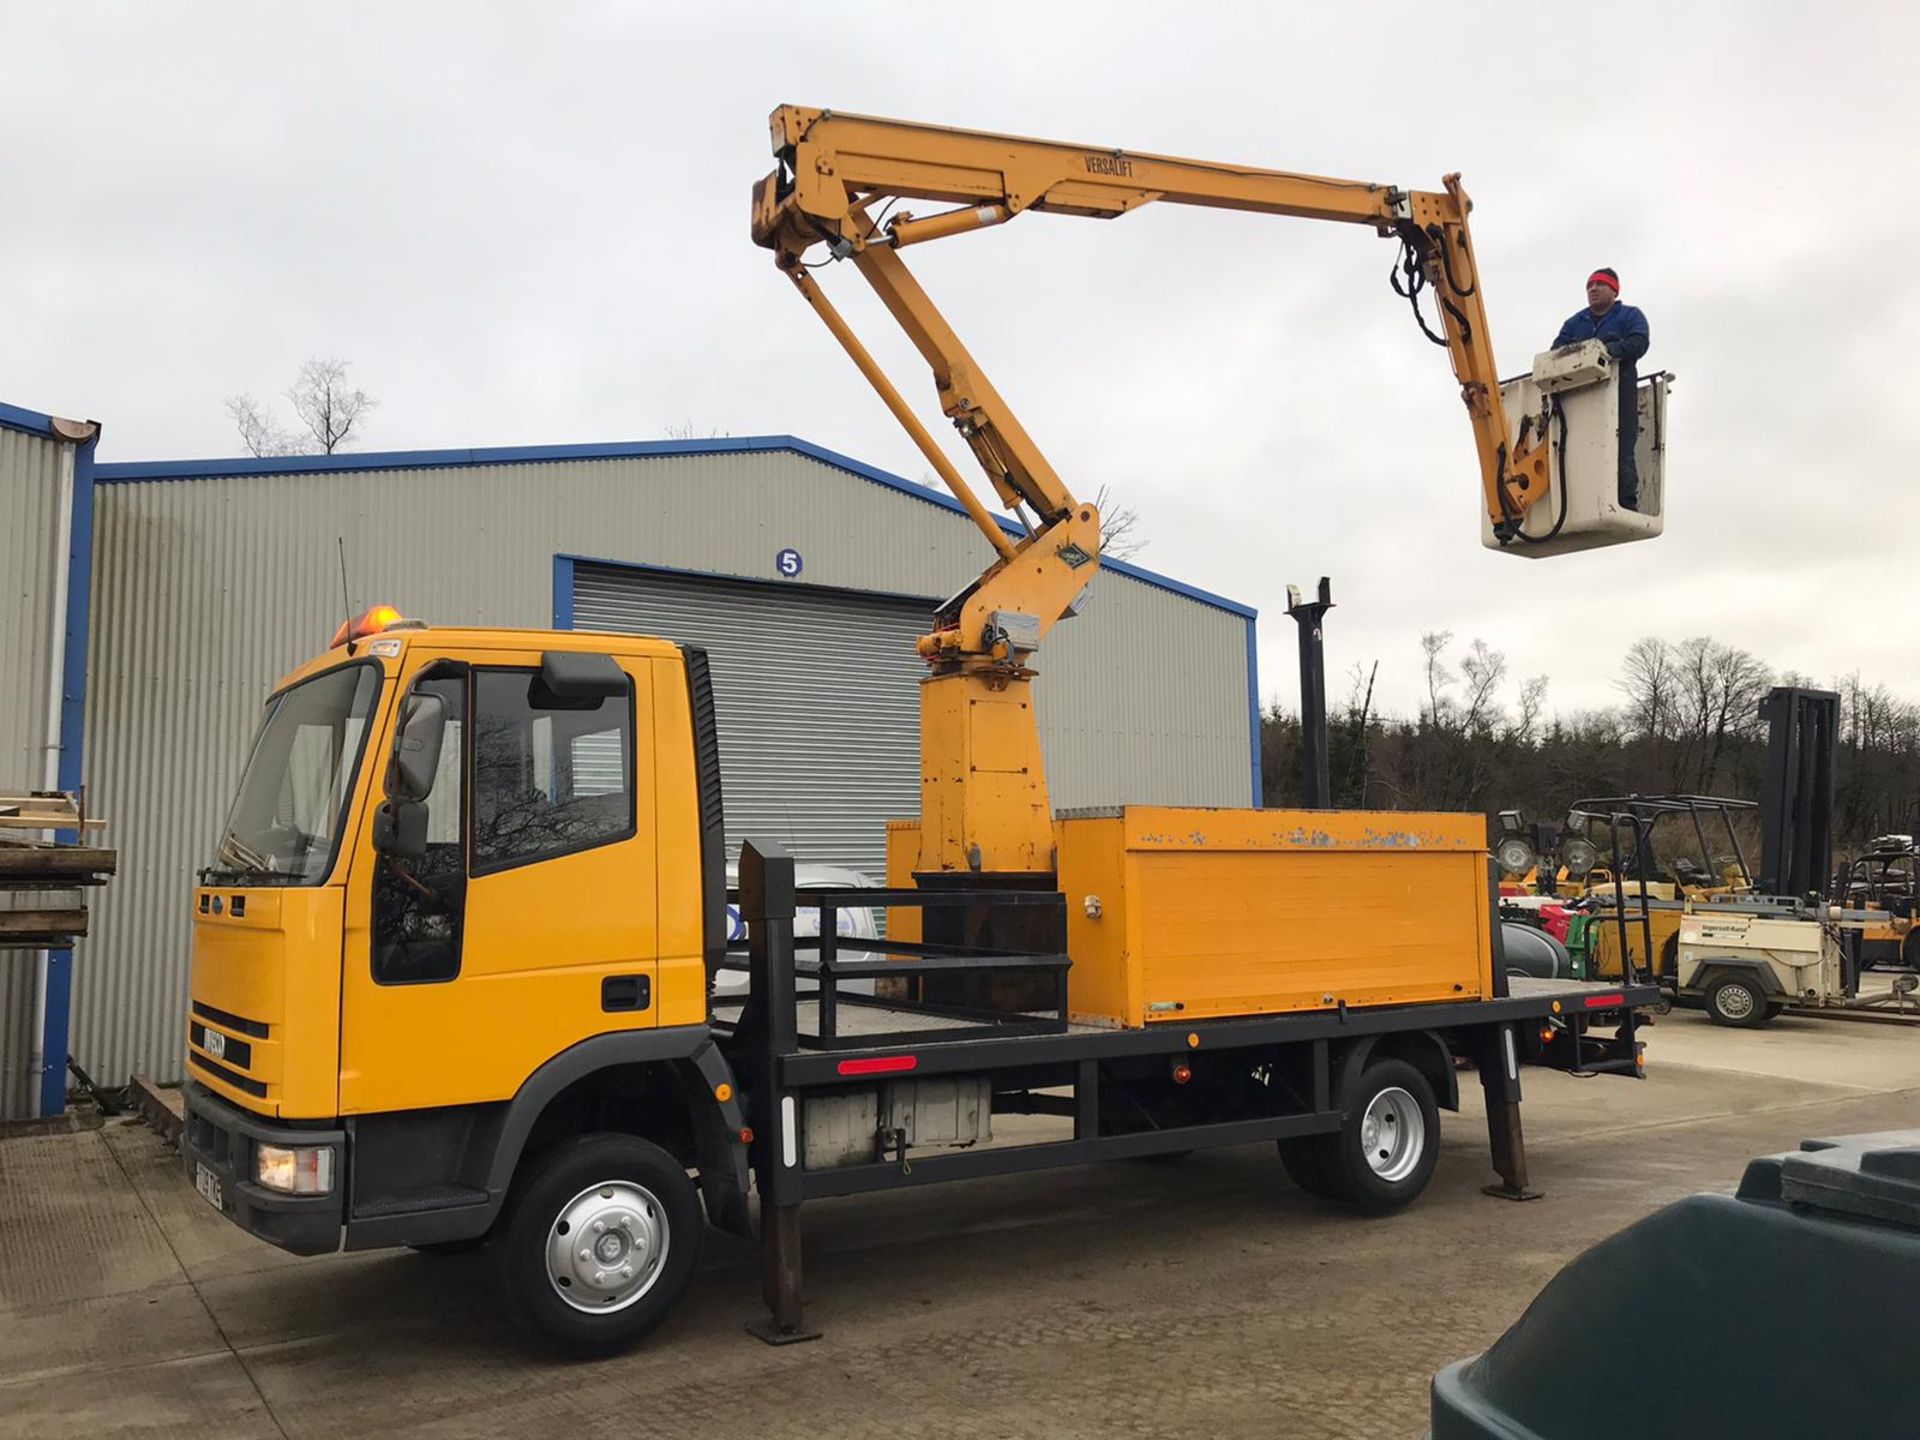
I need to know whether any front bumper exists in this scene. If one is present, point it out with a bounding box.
[180,1080,345,1256]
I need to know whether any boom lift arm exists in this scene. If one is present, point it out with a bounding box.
[751,105,1548,877]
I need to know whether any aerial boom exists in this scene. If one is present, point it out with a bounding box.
[751,104,1552,877]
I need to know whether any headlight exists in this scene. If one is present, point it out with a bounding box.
[256,1143,335,1195]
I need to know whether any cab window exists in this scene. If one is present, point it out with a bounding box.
[371,667,468,986]
[472,668,635,873]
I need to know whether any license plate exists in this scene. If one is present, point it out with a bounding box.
[194,1162,224,1212]
[203,1029,226,1061]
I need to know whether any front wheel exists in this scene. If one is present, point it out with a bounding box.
[495,1133,703,1355]
[1703,972,1771,1028]
[1293,1058,1440,1214]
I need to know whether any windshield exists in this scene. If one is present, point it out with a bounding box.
[208,661,382,886]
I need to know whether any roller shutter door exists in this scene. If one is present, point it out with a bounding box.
[570,562,930,878]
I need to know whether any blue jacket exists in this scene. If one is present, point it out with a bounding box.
[1553,301,1649,364]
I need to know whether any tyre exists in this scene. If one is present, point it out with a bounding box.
[1277,1135,1340,1200]
[1903,930,1920,971]
[1309,1057,1441,1215]
[495,1133,703,1355]
[1703,972,1771,1028]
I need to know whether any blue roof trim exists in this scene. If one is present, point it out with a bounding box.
[95,434,1256,621]
[0,399,61,437]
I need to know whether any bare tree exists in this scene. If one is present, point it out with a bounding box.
[1420,630,1456,727]
[224,395,295,458]
[664,422,731,440]
[1513,675,1550,746]
[1616,637,1677,743]
[1458,639,1509,737]
[225,357,377,456]
[288,358,375,454]
[1090,483,1147,561]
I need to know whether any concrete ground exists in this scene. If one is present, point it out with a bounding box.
[4,1009,1918,1439]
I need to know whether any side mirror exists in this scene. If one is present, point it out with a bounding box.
[372,799,427,859]
[384,692,447,803]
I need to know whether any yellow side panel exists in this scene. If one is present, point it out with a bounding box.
[1055,816,1137,1027]
[1130,850,1485,1020]
[651,656,708,1028]
[1057,806,1489,1027]
[885,819,921,944]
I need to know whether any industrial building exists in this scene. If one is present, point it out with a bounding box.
[1,410,1258,1118]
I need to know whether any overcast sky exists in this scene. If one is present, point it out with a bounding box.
[5,2,1915,721]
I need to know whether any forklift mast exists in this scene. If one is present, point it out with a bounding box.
[1758,686,1840,899]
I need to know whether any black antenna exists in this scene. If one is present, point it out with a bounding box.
[337,537,355,652]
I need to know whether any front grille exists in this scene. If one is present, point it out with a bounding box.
[191,1001,269,1039]
[189,1052,268,1098]
[188,1021,253,1070]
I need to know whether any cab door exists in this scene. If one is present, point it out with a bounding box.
[339,648,658,1116]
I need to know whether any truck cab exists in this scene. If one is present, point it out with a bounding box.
[182,613,748,1341]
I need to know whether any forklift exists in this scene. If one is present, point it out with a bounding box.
[1832,835,1919,970]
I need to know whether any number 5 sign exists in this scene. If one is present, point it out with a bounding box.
[775,547,804,579]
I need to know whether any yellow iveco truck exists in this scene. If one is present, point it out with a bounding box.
[181,108,1660,1355]
[182,612,1652,1353]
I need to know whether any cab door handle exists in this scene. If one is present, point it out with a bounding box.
[601,975,651,1013]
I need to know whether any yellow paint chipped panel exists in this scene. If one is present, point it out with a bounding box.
[1120,806,1486,853]
[1058,805,1489,1027]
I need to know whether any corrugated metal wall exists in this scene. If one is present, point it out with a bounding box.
[572,564,930,878]
[80,447,1251,1087]
[0,421,72,1118]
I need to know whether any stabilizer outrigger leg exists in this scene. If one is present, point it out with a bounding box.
[1479,1023,1543,1202]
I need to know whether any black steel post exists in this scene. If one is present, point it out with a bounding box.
[1074,1059,1098,1141]
[1287,577,1334,809]
[1758,686,1839,897]
[739,839,820,1346]
[1477,1023,1543,1201]
[819,897,838,1046]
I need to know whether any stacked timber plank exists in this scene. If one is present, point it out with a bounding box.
[0,791,116,948]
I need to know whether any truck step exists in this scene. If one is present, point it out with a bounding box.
[352,1185,487,1218]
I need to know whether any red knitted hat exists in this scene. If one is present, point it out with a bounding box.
[1588,268,1620,293]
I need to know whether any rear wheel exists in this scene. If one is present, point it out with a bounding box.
[1703,972,1771,1028]
[495,1133,702,1355]
[1902,930,1920,970]
[1290,1058,1440,1214]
